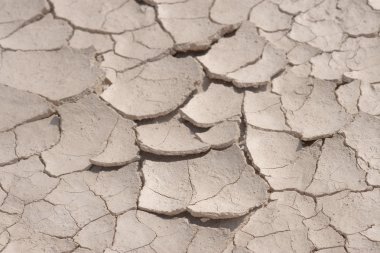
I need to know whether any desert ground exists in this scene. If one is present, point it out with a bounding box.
[0,0,379,252]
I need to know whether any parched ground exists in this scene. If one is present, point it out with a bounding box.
[0,0,380,252]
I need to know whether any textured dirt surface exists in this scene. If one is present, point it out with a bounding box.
[0,0,379,252]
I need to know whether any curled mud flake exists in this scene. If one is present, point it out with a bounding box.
[195,121,240,149]
[102,56,203,120]
[90,117,139,167]
[246,126,300,169]
[197,22,266,83]
[0,47,105,102]
[0,14,72,50]
[227,43,287,88]
[180,83,243,128]
[42,95,120,176]
[139,145,269,218]
[286,79,352,140]
[112,210,232,252]
[258,29,296,53]
[155,0,237,51]
[260,140,322,192]
[136,118,210,156]
[198,21,287,87]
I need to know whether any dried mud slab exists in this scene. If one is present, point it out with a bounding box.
[235,194,346,253]
[195,121,240,149]
[14,115,60,158]
[111,210,232,253]
[69,30,113,53]
[262,140,322,192]
[180,83,243,128]
[317,189,380,249]
[310,37,380,84]
[45,163,140,228]
[336,80,361,114]
[139,145,269,218]
[305,135,368,195]
[102,56,203,119]
[136,118,210,155]
[246,126,300,169]
[74,214,115,253]
[0,157,59,207]
[258,29,296,53]
[42,95,138,176]
[100,51,141,73]
[0,84,54,132]
[369,0,380,10]
[247,126,320,191]
[210,0,263,25]
[51,0,155,33]
[4,203,77,253]
[113,23,174,61]
[0,14,72,50]
[287,43,320,65]
[286,79,352,140]
[244,90,288,131]
[342,113,380,172]
[0,132,17,166]
[289,0,380,52]
[272,64,313,111]
[249,1,293,32]
[227,44,287,87]
[359,82,380,116]
[0,47,104,102]
[0,0,49,39]
[150,0,237,51]
[90,117,139,167]
[89,164,142,214]
[198,22,286,88]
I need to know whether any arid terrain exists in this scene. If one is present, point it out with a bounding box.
[0,0,379,252]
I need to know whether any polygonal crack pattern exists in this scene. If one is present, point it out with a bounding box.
[0,0,379,252]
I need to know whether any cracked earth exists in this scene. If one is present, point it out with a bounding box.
[0,0,379,252]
